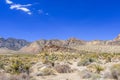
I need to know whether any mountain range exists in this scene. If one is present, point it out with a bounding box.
[1,34,120,54]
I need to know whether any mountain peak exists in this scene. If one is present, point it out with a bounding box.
[114,34,120,41]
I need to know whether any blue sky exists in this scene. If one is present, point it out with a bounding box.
[0,0,120,41]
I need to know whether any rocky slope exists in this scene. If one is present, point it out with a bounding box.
[20,38,86,53]
[21,34,120,53]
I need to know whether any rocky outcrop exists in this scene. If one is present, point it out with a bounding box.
[20,38,86,53]
[114,34,120,41]
[20,34,120,53]
[0,37,30,50]
[42,45,80,53]
[66,38,86,46]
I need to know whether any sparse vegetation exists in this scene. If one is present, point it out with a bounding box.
[37,68,57,76]
[110,64,120,80]
[87,63,104,74]
[54,64,73,73]
[77,57,96,66]
[0,73,30,80]
[0,52,120,80]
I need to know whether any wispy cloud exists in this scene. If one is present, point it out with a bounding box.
[38,9,44,14]
[5,0,32,15]
[38,9,49,16]
[10,4,32,15]
[5,0,48,15]
[6,0,13,4]
[45,13,49,16]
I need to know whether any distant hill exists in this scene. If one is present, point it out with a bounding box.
[0,37,30,50]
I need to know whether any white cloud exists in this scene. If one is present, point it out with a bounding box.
[6,0,13,4]
[5,0,48,15]
[38,9,49,16]
[5,0,32,15]
[10,4,32,15]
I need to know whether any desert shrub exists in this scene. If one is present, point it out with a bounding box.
[38,52,81,62]
[6,58,30,75]
[37,68,56,76]
[80,70,93,79]
[40,52,52,64]
[106,56,112,62]
[87,63,104,74]
[0,62,4,69]
[77,57,96,66]
[48,53,58,66]
[79,69,100,79]
[103,69,113,79]
[54,64,72,73]
[103,63,120,79]
[110,64,120,80]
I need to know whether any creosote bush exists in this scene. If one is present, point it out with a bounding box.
[77,57,96,66]
[54,64,73,73]
[110,64,120,80]
[0,62,4,70]
[87,63,104,74]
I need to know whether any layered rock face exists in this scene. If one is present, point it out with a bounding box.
[0,38,30,50]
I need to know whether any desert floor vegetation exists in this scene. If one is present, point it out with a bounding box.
[0,52,120,80]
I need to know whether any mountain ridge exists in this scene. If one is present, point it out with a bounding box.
[0,37,30,50]
[1,34,120,54]
[20,34,120,53]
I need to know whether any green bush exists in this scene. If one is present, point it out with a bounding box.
[0,62,4,69]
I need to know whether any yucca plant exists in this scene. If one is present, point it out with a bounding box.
[87,64,104,74]
[7,58,31,75]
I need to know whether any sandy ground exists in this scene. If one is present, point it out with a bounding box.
[35,72,81,80]
[30,60,118,80]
